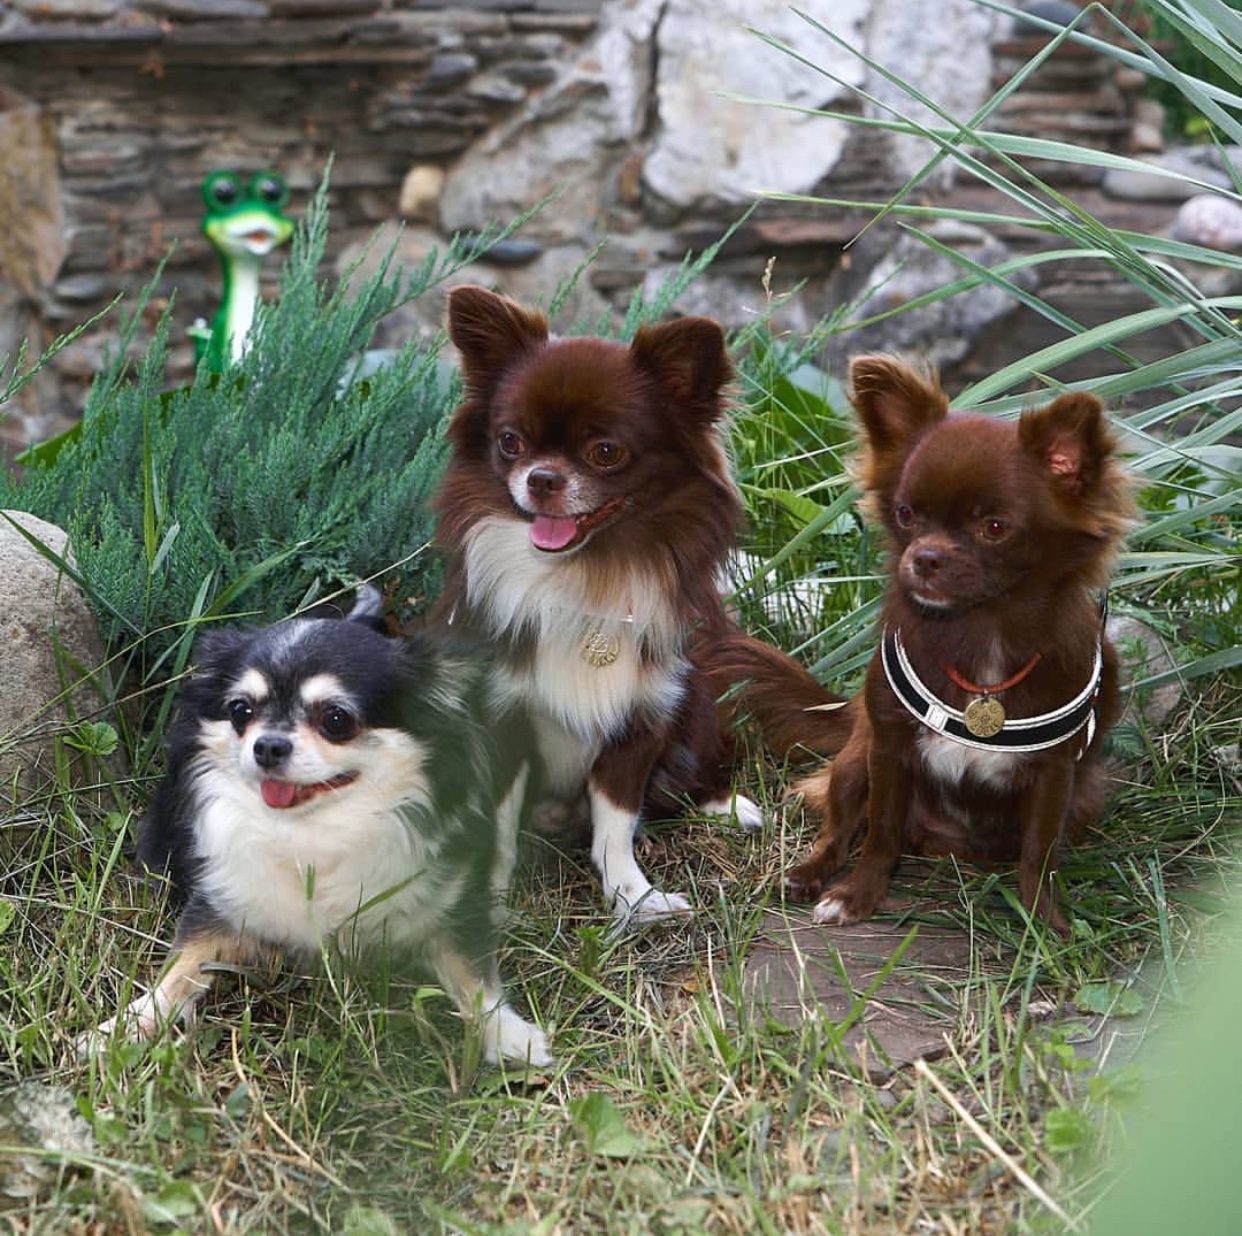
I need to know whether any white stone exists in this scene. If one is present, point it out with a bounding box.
[1102,151,1234,203]
[398,165,445,224]
[1172,194,1242,252]
[867,0,1000,188]
[643,0,869,209]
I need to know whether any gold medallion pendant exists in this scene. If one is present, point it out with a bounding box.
[963,695,1006,738]
[580,628,620,668]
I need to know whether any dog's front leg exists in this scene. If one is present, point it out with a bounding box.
[786,725,870,902]
[590,727,691,923]
[426,943,552,1068]
[1017,761,1076,936]
[81,911,256,1054]
[812,745,908,926]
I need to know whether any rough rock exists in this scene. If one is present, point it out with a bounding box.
[439,0,662,245]
[867,0,1000,188]
[1101,148,1237,203]
[743,907,970,1076]
[0,1082,95,1210]
[825,222,1028,370]
[334,224,612,349]
[0,93,65,297]
[0,510,116,799]
[642,0,869,211]
[1108,614,1183,730]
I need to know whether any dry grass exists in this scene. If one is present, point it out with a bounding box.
[2,673,1237,1234]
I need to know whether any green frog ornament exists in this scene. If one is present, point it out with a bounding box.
[189,170,295,372]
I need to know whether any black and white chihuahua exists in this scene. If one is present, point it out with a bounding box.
[90,589,551,1068]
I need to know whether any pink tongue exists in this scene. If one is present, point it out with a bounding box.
[530,515,579,552]
[261,780,299,809]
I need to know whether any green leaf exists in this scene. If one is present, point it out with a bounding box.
[748,486,830,532]
[1043,1106,1093,1157]
[63,721,119,758]
[142,1179,201,1224]
[223,1082,250,1121]
[1073,981,1146,1018]
[342,1204,401,1236]
[569,1093,646,1159]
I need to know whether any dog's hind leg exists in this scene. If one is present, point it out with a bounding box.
[1017,761,1077,937]
[699,792,764,832]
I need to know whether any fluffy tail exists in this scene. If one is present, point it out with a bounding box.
[698,632,855,760]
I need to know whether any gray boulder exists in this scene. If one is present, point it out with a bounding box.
[1172,194,1242,252]
[826,221,1028,370]
[0,510,117,805]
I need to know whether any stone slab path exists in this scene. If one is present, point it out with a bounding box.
[741,902,1151,1081]
[742,907,975,1077]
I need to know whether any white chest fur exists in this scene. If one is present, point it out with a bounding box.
[190,748,459,957]
[461,519,688,788]
[917,729,1022,792]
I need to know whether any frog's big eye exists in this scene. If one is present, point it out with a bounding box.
[204,173,241,209]
[251,173,289,209]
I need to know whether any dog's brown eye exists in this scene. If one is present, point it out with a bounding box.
[227,698,254,734]
[497,430,525,459]
[585,440,627,470]
[980,518,1008,541]
[895,503,915,529]
[317,704,359,743]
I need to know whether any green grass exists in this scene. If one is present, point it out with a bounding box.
[2,0,1240,1231]
[2,664,1236,1233]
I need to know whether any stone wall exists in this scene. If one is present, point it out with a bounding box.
[0,0,1202,455]
[0,0,609,448]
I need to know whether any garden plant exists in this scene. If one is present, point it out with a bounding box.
[0,1,1238,1231]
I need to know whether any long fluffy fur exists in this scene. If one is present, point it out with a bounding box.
[431,286,759,922]
[709,355,1135,933]
[89,603,551,1067]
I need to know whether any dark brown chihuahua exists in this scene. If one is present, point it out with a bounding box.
[708,356,1134,933]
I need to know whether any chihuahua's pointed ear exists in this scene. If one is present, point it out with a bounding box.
[850,355,949,453]
[185,628,254,702]
[1020,392,1135,539]
[346,584,389,635]
[447,285,549,388]
[1018,392,1112,497]
[631,317,733,419]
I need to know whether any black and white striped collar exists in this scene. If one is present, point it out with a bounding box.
[880,621,1105,755]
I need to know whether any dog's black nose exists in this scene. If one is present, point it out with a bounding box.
[252,734,293,769]
[527,466,566,497]
[912,547,946,578]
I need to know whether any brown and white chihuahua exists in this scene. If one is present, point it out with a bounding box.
[431,286,761,924]
[708,356,1134,933]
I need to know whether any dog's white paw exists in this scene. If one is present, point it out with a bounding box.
[809,894,859,924]
[701,793,764,832]
[810,897,849,926]
[485,1003,553,1069]
[75,996,167,1059]
[592,799,694,924]
[610,883,693,924]
[74,1026,113,1060]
